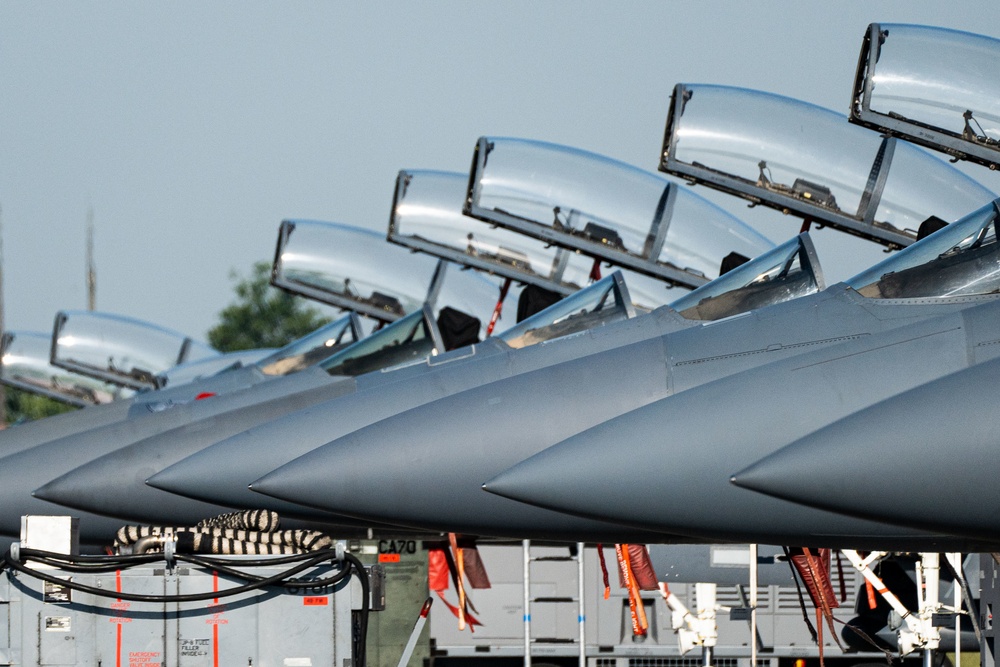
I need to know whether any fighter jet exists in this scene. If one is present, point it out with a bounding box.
[135,107,991,535]
[28,160,777,540]
[0,220,509,535]
[132,155,814,530]
[250,199,1000,548]
[68,238,806,541]
[476,205,1000,550]
[0,220,491,451]
[0,300,488,542]
[728,354,1000,542]
[19,89,992,543]
[10,145,769,543]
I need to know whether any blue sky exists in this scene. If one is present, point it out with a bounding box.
[3,2,999,340]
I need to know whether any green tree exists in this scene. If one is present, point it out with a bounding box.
[207,261,332,352]
[4,387,76,424]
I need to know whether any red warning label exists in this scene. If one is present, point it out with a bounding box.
[303,596,329,606]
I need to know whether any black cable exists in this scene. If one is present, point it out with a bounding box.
[174,548,341,568]
[5,548,342,604]
[19,549,164,566]
[6,544,372,666]
[11,552,163,573]
[178,551,352,591]
[344,552,370,667]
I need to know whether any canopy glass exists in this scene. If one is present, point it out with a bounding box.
[851,23,1000,169]
[849,199,1000,298]
[2,330,132,405]
[271,219,503,332]
[390,170,678,311]
[50,311,217,391]
[498,273,636,349]
[671,233,824,320]
[661,84,996,248]
[465,137,774,287]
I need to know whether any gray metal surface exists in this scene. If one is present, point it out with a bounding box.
[483,299,1000,550]
[33,256,695,530]
[252,287,995,545]
[149,291,683,517]
[246,200,1000,544]
[9,272,636,542]
[731,354,1000,541]
[0,367,343,544]
[147,237,819,526]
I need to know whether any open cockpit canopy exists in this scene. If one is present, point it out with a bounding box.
[271,219,501,334]
[390,170,676,311]
[849,199,1000,299]
[851,23,1000,169]
[49,311,217,391]
[271,220,425,322]
[671,233,824,320]
[661,84,996,249]
[1,330,129,406]
[464,137,773,288]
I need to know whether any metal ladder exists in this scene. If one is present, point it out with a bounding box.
[522,540,586,667]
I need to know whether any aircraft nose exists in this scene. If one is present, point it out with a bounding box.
[483,411,641,521]
[34,463,139,510]
[249,425,406,520]
[728,427,859,502]
[731,359,1000,534]
[145,455,205,497]
[146,422,297,507]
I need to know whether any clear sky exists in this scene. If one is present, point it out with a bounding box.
[3,2,1000,340]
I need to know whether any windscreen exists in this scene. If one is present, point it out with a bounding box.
[157,349,275,388]
[854,24,1000,167]
[466,137,772,286]
[848,199,1000,298]
[497,273,635,350]
[256,313,361,376]
[1,331,130,406]
[670,233,823,320]
[319,308,439,377]
[662,84,996,247]
[51,311,218,390]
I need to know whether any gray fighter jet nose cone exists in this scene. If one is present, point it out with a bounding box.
[34,473,112,506]
[727,431,853,501]
[482,415,633,520]
[731,358,1000,540]
[249,443,363,513]
[144,464,189,493]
